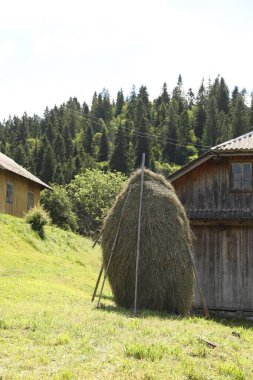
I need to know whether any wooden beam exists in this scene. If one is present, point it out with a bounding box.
[134,153,145,315]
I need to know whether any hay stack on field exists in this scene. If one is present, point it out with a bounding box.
[101,169,194,315]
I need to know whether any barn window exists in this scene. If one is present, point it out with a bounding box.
[231,162,252,191]
[6,183,13,204]
[27,191,34,210]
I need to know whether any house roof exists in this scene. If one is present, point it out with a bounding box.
[0,152,51,189]
[212,131,253,152]
[170,130,253,182]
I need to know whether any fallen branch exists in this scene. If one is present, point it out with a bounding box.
[197,336,217,348]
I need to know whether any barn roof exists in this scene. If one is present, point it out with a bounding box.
[170,130,253,182]
[212,130,253,152]
[0,152,51,189]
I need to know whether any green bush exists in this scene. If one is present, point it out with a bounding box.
[25,206,51,237]
[68,169,126,236]
[154,161,181,178]
[41,185,78,231]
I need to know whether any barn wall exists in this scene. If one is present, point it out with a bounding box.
[0,170,5,213]
[172,156,253,312]
[193,224,253,311]
[173,156,253,211]
[0,169,41,217]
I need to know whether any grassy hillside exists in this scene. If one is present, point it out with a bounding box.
[0,214,253,379]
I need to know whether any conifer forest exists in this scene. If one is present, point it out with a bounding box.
[0,75,252,184]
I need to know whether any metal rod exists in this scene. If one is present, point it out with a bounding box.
[134,153,145,315]
[97,187,132,308]
[188,247,210,318]
[91,264,103,302]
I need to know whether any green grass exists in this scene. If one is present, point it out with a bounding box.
[0,214,253,379]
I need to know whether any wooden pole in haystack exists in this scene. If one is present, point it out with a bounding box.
[134,153,145,315]
[188,248,210,318]
[97,186,132,308]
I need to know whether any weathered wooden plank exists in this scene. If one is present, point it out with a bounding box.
[214,227,222,308]
[208,227,215,308]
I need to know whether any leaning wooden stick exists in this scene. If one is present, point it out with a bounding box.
[188,247,210,318]
[92,227,104,248]
[91,264,103,302]
[97,186,132,308]
[134,153,145,315]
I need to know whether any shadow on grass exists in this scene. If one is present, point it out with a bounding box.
[95,302,187,320]
[94,297,253,327]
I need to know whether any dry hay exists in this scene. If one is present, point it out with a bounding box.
[101,169,194,314]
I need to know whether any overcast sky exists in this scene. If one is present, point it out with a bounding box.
[0,0,253,120]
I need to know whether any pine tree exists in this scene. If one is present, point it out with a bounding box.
[41,144,57,183]
[138,85,150,120]
[187,88,195,110]
[84,125,94,155]
[126,85,137,120]
[175,110,197,165]
[98,127,109,162]
[63,124,73,157]
[115,89,124,117]
[172,75,185,114]
[110,125,129,174]
[35,142,45,176]
[54,133,66,161]
[217,111,232,143]
[232,94,250,137]
[202,95,218,146]
[217,77,229,114]
[14,144,28,168]
[161,82,170,104]
[163,99,178,162]
[194,80,206,142]
[53,163,65,184]
[135,98,152,168]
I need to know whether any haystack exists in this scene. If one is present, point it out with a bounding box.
[101,169,194,314]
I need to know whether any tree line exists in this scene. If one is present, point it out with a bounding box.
[0,75,253,184]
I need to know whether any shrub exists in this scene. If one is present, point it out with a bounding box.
[25,206,51,237]
[68,169,126,236]
[41,185,78,231]
[154,161,181,178]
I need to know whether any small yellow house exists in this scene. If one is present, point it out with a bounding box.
[0,152,51,217]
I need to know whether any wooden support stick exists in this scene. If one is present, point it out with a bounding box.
[97,187,132,308]
[92,227,104,248]
[188,248,210,319]
[91,264,103,302]
[134,153,145,315]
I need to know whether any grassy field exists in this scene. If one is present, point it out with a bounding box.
[0,214,253,379]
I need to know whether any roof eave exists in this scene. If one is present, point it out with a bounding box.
[169,149,253,182]
[169,151,211,182]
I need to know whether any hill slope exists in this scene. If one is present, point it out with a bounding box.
[0,214,253,379]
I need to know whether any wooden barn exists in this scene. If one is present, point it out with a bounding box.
[170,131,253,314]
[0,152,50,217]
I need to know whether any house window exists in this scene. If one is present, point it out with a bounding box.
[27,191,34,210]
[231,162,252,191]
[6,183,13,204]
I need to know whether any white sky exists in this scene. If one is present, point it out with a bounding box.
[0,0,253,120]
